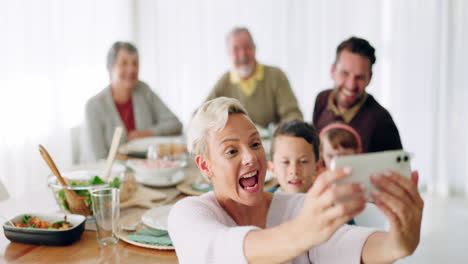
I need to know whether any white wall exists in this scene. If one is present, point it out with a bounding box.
[135,0,468,196]
[1,0,467,197]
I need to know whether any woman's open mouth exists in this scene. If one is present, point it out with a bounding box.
[239,170,260,192]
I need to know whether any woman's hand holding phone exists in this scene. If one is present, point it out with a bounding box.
[368,170,424,260]
[296,167,367,249]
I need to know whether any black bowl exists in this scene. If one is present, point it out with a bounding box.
[3,213,86,246]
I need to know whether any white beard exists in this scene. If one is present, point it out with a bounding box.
[237,65,254,78]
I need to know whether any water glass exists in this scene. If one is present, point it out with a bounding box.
[147,145,160,160]
[90,188,120,246]
[148,144,172,160]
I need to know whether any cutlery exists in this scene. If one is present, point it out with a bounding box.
[38,145,91,216]
[102,126,123,182]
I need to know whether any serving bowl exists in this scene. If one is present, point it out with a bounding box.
[47,166,137,216]
[3,213,85,246]
[126,158,187,184]
[48,170,107,216]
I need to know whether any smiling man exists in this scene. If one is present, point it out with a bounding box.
[205,27,303,129]
[313,37,403,153]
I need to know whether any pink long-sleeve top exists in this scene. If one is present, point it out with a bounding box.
[168,191,376,264]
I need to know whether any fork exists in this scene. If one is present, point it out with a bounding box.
[121,190,181,232]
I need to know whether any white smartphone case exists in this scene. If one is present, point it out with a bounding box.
[330,150,412,202]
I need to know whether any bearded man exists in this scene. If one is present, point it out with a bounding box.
[205,27,303,129]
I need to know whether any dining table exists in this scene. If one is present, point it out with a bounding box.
[0,153,278,263]
[0,166,198,264]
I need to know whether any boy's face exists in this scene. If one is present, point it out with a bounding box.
[322,137,357,169]
[268,135,318,193]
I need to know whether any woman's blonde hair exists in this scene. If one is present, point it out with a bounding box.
[187,97,250,156]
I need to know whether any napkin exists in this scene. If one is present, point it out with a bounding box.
[127,228,172,246]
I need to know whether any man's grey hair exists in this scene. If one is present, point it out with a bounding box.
[225,27,255,46]
[187,97,250,156]
[106,41,138,72]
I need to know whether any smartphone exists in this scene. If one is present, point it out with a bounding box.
[330,150,412,202]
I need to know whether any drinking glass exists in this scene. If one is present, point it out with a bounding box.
[147,145,160,160]
[90,188,120,246]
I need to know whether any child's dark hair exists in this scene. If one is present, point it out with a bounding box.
[270,120,320,161]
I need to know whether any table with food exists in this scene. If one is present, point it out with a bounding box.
[0,135,277,263]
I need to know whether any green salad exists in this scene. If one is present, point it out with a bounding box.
[56,175,120,215]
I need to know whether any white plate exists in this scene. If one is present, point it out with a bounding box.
[141,205,172,230]
[135,170,188,187]
[119,136,184,154]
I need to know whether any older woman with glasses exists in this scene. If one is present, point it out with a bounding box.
[168,97,423,264]
[83,41,182,161]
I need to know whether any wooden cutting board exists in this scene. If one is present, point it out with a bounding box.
[120,186,167,209]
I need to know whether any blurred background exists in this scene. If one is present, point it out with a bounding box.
[1,0,467,199]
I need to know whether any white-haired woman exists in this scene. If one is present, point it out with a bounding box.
[83,41,182,161]
[168,97,423,263]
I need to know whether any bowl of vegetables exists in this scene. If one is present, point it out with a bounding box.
[47,170,127,217]
[3,213,86,246]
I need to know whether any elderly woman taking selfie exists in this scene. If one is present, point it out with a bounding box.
[83,41,182,161]
[168,97,423,263]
